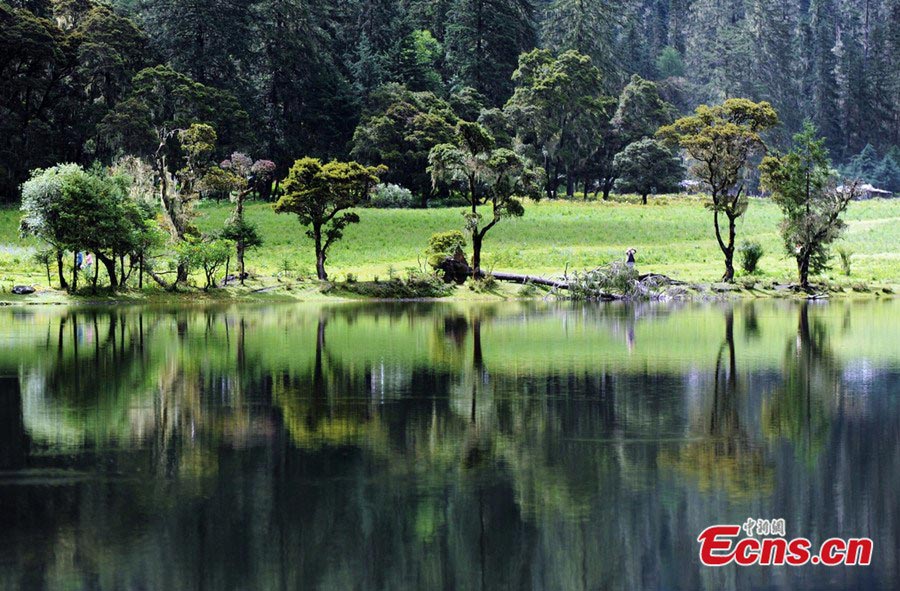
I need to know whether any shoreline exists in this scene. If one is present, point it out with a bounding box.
[1,278,895,307]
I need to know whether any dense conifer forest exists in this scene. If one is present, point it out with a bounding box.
[3,0,898,201]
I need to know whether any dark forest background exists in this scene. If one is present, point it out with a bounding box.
[2,0,898,200]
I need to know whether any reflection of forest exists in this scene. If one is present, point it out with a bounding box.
[0,302,898,590]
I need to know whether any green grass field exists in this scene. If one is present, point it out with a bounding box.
[1,194,899,293]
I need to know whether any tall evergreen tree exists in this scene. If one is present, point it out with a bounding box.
[445,0,537,104]
[541,0,620,86]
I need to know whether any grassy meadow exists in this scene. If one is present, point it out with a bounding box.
[1,194,899,297]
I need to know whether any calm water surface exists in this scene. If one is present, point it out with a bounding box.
[0,300,898,590]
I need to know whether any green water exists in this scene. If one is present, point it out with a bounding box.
[0,300,898,590]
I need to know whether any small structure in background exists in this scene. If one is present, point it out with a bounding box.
[838,183,893,199]
[679,180,701,194]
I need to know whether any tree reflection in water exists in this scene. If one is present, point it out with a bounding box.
[659,307,773,499]
[0,302,897,590]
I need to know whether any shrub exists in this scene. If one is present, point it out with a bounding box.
[176,237,233,290]
[341,271,452,298]
[467,273,497,292]
[738,241,764,274]
[370,183,416,208]
[836,246,852,276]
[425,231,467,268]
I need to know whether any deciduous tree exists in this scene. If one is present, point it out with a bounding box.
[215,153,275,284]
[613,139,683,204]
[274,158,385,280]
[351,84,459,207]
[658,98,778,281]
[505,49,606,199]
[429,121,541,274]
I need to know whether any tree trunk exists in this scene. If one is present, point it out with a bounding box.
[471,233,483,277]
[56,251,68,291]
[642,193,648,205]
[543,154,554,199]
[235,192,246,285]
[313,225,327,281]
[602,177,614,200]
[551,159,561,199]
[224,256,231,287]
[723,213,737,282]
[139,255,144,290]
[237,241,245,285]
[119,254,127,286]
[798,254,810,289]
[91,256,100,292]
[566,169,575,199]
[71,252,78,293]
[712,204,736,283]
[97,253,118,289]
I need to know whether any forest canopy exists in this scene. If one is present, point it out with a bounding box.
[1,0,898,200]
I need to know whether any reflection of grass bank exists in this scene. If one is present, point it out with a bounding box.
[5,300,897,381]
[1,196,899,302]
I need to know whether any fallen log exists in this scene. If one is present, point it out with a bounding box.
[488,271,569,289]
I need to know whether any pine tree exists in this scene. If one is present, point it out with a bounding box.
[445,0,537,104]
[541,0,620,85]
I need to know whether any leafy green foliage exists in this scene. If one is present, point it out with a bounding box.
[760,122,857,287]
[445,0,536,104]
[100,65,249,158]
[429,121,541,271]
[425,230,467,268]
[841,144,900,192]
[0,1,148,198]
[351,84,459,206]
[541,0,617,80]
[836,246,853,277]
[658,98,779,280]
[20,163,150,291]
[394,29,444,94]
[613,139,683,203]
[221,219,263,252]
[738,241,764,274]
[612,75,675,146]
[176,236,233,290]
[656,46,684,79]
[505,49,607,198]
[588,75,673,200]
[275,157,385,280]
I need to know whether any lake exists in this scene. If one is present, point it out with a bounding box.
[0,300,897,590]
